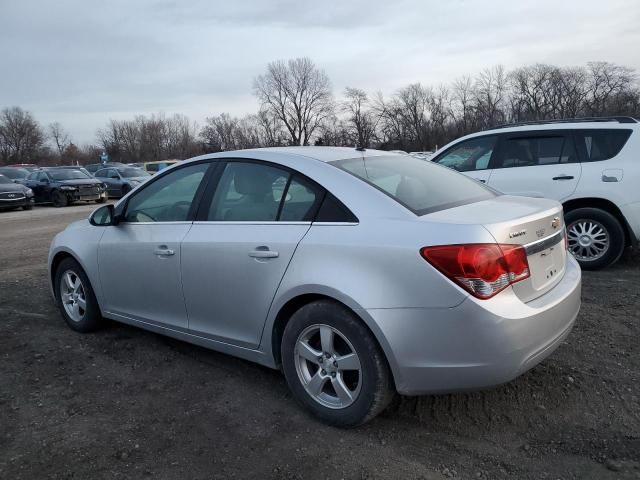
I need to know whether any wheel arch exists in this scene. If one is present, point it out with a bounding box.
[49,248,103,311]
[562,197,635,247]
[266,290,399,389]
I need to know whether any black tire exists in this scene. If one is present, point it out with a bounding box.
[95,196,107,204]
[281,300,395,427]
[51,190,68,208]
[22,204,33,210]
[565,207,625,270]
[54,257,103,332]
[121,184,131,197]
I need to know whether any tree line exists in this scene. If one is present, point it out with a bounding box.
[1,59,638,166]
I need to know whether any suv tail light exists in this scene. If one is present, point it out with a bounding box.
[420,244,530,299]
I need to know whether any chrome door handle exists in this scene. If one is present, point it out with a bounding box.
[248,249,279,259]
[154,247,175,256]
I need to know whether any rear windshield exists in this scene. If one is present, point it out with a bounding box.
[331,155,496,215]
[575,129,632,162]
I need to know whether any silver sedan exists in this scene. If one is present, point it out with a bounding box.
[48,147,581,427]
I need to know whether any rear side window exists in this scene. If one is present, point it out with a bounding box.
[575,129,632,162]
[331,155,495,216]
[496,136,575,168]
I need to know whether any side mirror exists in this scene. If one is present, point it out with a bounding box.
[89,204,120,226]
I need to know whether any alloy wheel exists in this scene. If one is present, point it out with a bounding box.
[294,324,362,409]
[567,220,610,262]
[60,270,87,322]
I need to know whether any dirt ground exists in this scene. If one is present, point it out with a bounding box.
[0,204,638,480]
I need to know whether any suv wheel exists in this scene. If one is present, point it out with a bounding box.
[565,208,625,270]
[281,300,394,427]
[54,258,104,332]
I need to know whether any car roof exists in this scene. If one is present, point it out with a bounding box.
[204,146,399,164]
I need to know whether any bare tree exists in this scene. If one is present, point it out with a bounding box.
[0,107,45,164]
[474,66,507,127]
[341,87,378,148]
[253,57,334,145]
[48,121,71,158]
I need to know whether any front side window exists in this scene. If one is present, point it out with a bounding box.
[94,169,108,178]
[124,163,209,222]
[332,155,495,215]
[434,135,497,172]
[576,129,632,162]
[118,167,149,178]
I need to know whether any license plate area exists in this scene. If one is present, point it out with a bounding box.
[528,244,566,291]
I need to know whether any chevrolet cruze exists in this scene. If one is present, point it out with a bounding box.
[48,147,581,426]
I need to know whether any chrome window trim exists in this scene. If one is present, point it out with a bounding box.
[524,230,564,255]
[118,221,194,226]
[192,221,312,226]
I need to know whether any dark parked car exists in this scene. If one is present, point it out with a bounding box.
[0,174,34,210]
[0,167,31,184]
[85,162,126,174]
[94,166,150,198]
[23,168,107,207]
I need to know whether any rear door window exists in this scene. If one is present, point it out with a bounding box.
[332,155,496,215]
[575,129,632,162]
[495,136,575,168]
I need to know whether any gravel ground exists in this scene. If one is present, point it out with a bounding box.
[0,204,638,479]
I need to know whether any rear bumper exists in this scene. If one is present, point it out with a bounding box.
[620,201,640,244]
[368,255,582,395]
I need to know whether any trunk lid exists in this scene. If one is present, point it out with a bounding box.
[422,195,567,302]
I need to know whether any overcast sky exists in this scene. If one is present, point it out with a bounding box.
[1,0,639,144]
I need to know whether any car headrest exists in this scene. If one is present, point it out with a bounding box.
[233,167,274,197]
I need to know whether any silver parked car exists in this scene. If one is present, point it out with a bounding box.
[48,147,581,426]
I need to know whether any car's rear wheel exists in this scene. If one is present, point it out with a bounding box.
[121,184,131,197]
[54,257,103,332]
[281,300,394,427]
[22,204,33,210]
[95,196,107,204]
[565,207,625,270]
[51,190,68,208]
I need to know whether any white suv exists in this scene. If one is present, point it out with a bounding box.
[431,117,639,269]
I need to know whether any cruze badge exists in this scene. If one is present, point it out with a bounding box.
[551,216,561,229]
[509,230,526,239]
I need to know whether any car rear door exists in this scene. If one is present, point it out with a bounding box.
[431,134,498,184]
[97,162,211,329]
[487,131,581,200]
[180,160,321,348]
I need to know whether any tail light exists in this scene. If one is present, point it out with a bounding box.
[420,244,530,299]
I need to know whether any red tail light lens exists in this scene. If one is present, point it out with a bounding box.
[420,243,530,299]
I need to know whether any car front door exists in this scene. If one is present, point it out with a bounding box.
[97,162,211,329]
[487,131,582,200]
[180,160,320,348]
[431,134,498,184]
[31,172,51,202]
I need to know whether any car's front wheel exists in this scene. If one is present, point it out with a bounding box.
[565,207,625,270]
[51,190,68,208]
[54,257,103,332]
[281,300,394,427]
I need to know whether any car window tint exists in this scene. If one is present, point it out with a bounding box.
[208,162,289,221]
[279,176,319,221]
[124,163,208,222]
[576,129,632,162]
[332,155,495,216]
[498,137,564,168]
[95,169,107,177]
[434,135,497,172]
